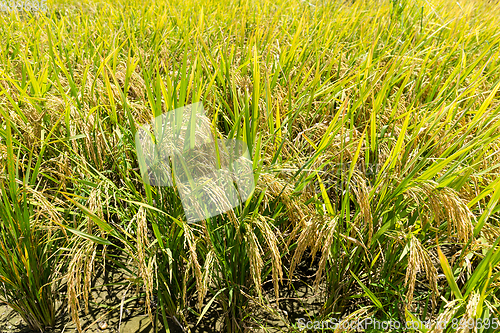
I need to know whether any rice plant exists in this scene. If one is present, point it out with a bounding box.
[0,120,65,332]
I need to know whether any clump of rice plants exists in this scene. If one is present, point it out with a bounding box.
[0,122,65,332]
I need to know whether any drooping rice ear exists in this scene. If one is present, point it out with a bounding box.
[428,300,461,333]
[199,250,215,310]
[255,215,284,304]
[184,224,204,310]
[67,241,97,333]
[351,171,373,243]
[246,228,264,298]
[314,216,339,289]
[288,217,318,285]
[135,207,155,320]
[404,235,439,310]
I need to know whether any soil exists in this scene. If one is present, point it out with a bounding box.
[0,255,336,333]
[0,285,159,333]
[0,284,322,333]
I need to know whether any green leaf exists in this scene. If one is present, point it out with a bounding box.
[63,227,113,246]
[350,271,383,310]
[405,309,429,333]
[197,288,226,325]
[437,245,463,300]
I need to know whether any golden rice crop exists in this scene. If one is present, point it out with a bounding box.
[0,0,499,332]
